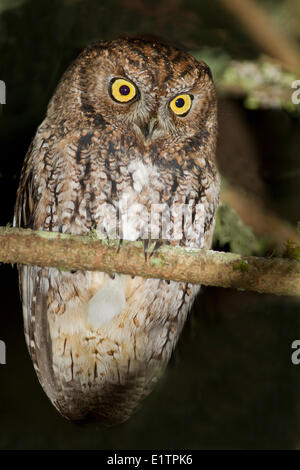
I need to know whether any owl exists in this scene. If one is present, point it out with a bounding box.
[14,36,219,424]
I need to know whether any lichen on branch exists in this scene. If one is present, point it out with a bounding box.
[0,227,299,297]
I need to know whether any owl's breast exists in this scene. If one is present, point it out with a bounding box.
[114,158,165,241]
[92,150,216,250]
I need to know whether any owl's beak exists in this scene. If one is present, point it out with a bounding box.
[140,117,158,141]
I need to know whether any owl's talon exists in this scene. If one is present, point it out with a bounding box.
[117,238,123,253]
[143,239,149,261]
[149,240,164,258]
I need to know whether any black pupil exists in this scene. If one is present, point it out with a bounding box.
[175,97,185,108]
[119,84,130,96]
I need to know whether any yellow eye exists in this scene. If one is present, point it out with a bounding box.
[169,94,192,116]
[110,78,137,103]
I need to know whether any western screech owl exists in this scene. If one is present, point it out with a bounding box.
[14,36,219,423]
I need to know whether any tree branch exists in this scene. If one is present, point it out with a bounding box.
[218,0,300,70]
[0,227,299,297]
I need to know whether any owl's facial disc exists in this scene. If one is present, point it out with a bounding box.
[107,74,195,143]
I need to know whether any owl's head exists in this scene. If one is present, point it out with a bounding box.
[48,36,217,148]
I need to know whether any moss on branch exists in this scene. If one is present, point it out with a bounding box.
[0,227,299,297]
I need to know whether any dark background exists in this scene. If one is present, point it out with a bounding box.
[0,0,299,450]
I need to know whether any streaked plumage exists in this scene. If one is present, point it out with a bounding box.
[14,37,219,423]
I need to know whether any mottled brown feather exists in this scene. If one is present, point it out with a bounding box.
[14,36,219,423]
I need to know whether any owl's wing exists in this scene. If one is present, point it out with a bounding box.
[14,142,65,409]
[14,143,35,229]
